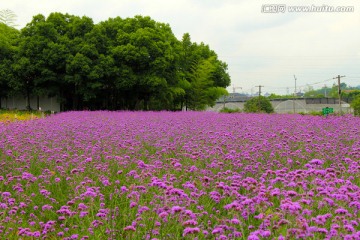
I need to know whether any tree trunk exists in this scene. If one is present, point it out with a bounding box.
[26,86,31,110]
[37,95,40,110]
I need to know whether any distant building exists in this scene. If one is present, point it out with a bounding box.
[296,92,304,97]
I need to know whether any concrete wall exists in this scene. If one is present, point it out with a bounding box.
[1,96,60,112]
[1,96,352,114]
[208,99,352,114]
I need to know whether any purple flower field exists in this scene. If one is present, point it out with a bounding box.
[0,111,359,239]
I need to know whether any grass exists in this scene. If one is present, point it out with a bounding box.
[0,109,49,123]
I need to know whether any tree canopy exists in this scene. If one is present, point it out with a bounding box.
[0,13,230,111]
[303,83,360,99]
[350,95,360,116]
[0,22,19,107]
[244,96,274,113]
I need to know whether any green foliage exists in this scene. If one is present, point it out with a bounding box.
[0,23,19,99]
[1,13,231,111]
[244,96,274,113]
[267,93,294,99]
[219,107,241,113]
[184,56,228,110]
[351,95,360,116]
[343,90,360,101]
[308,111,323,116]
[303,83,360,99]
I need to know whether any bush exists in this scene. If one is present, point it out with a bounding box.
[351,95,360,116]
[308,111,323,116]
[244,96,274,113]
[219,107,241,113]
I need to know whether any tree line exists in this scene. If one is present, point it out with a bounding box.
[0,13,230,111]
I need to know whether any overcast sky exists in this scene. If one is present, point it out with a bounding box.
[3,0,360,94]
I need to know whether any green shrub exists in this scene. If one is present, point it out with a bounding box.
[244,96,274,113]
[351,95,360,116]
[308,111,323,116]
[220,107,241,113]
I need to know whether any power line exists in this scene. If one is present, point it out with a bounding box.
[261,77,335,90]
[233,75,359,95]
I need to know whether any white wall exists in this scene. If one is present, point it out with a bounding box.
[1,96,60,112]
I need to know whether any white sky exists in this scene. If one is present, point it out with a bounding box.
[2,0,360,94]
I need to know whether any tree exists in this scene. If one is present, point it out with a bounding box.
[12,14,57,110]
[0,23,19,107]
[186,56,228,110]
[13,13,96,110]
[178,34,230,110]
[351,95,360,116]
[244,96,274,113]
[2,13,231,111]
[110,15,181,110]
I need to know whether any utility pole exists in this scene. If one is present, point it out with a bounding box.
[293,75,297,113]
[255,85,264,112]
[333,75,345,114]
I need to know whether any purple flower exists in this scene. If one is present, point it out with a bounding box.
[123,225,136,231]
[183,227,200,236]
[41,204,53,211]
[78,203,88,210]
[182,220,198,226]
[231,218,240,224]
[344,224,355,233]
[212,227,223,234]
[310,159,324,165]
[159,211,168,218]
[171,206,183,214]
[248,234,260,240]
[2,192,11,197]
[335,208,348,214]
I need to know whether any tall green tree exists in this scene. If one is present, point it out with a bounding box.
[186,56,228,110]
[110,16,180,110]
[13,13,96,110]
[2,13,231,111]
[12,14,59,109]
[178,33,230,110]
[0,23,19,107]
